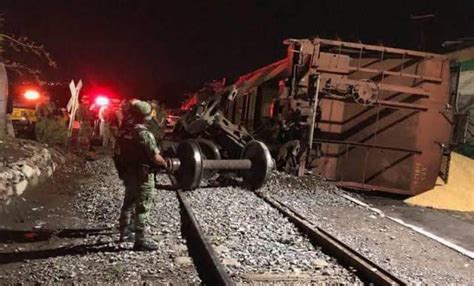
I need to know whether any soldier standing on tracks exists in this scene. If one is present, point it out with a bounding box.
[115,100,168,251]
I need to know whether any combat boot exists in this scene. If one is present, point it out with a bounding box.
[133,239,159,251]
[118,228,135,243]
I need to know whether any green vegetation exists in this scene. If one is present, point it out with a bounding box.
[35,117,68,146]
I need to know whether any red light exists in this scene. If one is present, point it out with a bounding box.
[268,102,274,117]
[95,95,110,106]
[24,90,40,101]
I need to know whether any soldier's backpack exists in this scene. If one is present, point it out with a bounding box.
[113,125,136,179]
[113,124,153,179]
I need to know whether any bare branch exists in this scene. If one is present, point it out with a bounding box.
[3,60,45,85]
[0,33,56,68]
[0,15,56,86]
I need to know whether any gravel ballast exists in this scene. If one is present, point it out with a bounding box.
[70,158,201,284]
[0,156,200,285]
[2,154,471,285]
[184,186,361,284]
[262,172,473,285]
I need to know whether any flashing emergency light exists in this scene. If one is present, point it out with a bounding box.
[95,95,110,106]
[24,90,40,101]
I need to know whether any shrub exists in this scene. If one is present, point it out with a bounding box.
[35,117,68,146]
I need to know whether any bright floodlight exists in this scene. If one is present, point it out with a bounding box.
[24,90,40,100]
[95,95,110,106]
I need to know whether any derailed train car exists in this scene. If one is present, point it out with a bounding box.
[224,38,460,196]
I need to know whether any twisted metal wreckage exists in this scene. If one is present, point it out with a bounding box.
[173,38,468,196]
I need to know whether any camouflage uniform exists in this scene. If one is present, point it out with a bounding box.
[118,123,160,245]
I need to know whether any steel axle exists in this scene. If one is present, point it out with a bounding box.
[168,140,273,190]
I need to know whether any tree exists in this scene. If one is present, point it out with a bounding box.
[0,60,7,141]
[0,15,56,140]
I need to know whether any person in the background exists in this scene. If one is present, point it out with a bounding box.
[36,101,55,119]
[57,108,69,128]
[98,105,111,148]
[76,103,93,150]
[106,106,119,150]
[116,100,127,128]
[35,102,68,146]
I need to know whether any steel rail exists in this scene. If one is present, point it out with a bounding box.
[177,190,234,286]
[254,191,407,286]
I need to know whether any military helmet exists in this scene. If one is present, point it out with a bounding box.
[120,99,139,112]
[130,100,153,120]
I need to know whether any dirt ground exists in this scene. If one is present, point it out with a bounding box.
[0,153,199,284]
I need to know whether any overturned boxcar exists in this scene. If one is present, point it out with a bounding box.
[223,38,458,196]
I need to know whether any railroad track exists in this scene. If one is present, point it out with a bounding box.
[177,187,406,286]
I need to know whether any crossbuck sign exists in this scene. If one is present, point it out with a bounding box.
[67,80,82,137]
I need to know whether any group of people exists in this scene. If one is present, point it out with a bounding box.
[113,100,169,251]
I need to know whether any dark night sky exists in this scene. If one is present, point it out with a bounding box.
[1,0,473,107]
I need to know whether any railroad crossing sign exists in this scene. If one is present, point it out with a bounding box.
[67,79,82,136]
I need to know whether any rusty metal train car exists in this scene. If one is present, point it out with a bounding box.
[223,38,458,196]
